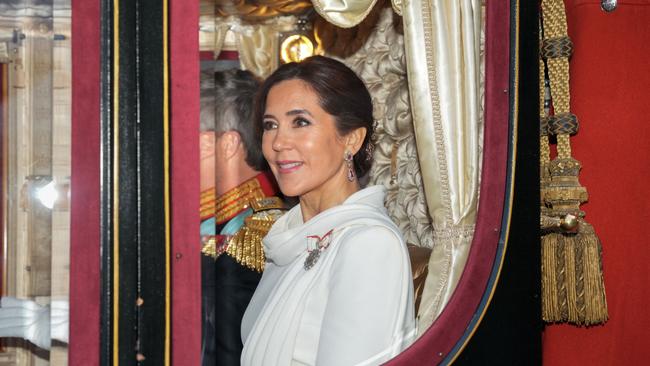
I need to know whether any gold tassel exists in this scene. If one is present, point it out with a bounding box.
[575,223,608,325]
[543,225,608,325]
[540,0,608,326]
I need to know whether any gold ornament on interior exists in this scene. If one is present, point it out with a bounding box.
[279,15,318,64]
[539,0,608,326]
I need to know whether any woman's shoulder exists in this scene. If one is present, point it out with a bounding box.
[327,223,412,295]
[339,222,402,243]
[332,222,408,265]
[336,207,403,242]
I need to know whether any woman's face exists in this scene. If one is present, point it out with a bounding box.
[262,79,350,199]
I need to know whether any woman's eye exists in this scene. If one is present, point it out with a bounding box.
[294,118,310,127]
[262,120,277,131]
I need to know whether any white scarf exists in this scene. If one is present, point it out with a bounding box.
[241,186,415,366]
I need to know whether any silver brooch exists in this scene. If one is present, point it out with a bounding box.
[304,229,334,270]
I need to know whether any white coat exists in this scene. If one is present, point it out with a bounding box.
[241,185,416,366]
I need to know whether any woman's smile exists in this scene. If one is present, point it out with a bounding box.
[276,160,303,173]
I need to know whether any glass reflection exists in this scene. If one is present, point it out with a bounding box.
[0,0,71,364]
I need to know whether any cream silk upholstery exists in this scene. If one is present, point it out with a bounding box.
[314,0,484,334]
[235,21,280,79]
[207,15,298,78]
[310,0,380,28]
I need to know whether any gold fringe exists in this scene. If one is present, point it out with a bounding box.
[564,233,579,322]
[541,233,559,321]
[555,233,568,320]
[577,223,609,324]
[541,227,608,325]
[224,210,282,272]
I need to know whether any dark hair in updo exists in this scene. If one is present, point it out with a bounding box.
[255,56,374,177]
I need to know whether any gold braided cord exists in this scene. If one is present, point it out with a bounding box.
[555,126,573,159]
[546,58,570,114]
[540,137,550,181]
[540,42,560,321]
[542,0,572,159]
[540,57,550,189]
[540,0,607,325]
[541,0,568,39]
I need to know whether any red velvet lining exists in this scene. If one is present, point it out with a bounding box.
[170,1,202,364]
[69,0,101,364]
[0,66,5,297]
[199,50,240,61]
[388,1,510,363]
[217,50,240,60]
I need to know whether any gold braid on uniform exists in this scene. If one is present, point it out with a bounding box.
[214,178,266,224]
[201,177,271,260]
[200,188,216,221]
[539,0,608,326]
[204,196,286,273]
[226,197,285,272]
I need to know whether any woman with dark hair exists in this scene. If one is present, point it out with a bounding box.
[241,56,415,366]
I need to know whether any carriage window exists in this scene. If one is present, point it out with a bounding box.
[0,0,71,364]
[198,0,486,363]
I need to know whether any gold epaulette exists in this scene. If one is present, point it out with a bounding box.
[201,236,216,257]
[224,197,286,272]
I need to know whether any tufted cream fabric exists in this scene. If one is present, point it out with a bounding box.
[342,8,434,250]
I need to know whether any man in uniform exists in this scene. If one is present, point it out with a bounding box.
[200,69,285,366]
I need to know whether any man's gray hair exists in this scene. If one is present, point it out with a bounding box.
[199,69,264,170]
